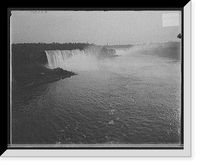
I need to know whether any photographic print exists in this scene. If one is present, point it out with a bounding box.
[7,6,191,156]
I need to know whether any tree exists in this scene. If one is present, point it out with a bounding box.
[177,33,182,39]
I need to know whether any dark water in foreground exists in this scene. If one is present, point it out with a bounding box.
[11,53,181,146]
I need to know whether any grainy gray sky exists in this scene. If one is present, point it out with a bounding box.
[11,10,181,45]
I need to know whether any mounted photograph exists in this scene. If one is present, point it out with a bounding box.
[6,5,191,156]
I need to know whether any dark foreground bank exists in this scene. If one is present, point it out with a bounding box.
[11,43,88,88]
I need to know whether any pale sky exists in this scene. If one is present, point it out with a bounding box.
[10,10,181,45]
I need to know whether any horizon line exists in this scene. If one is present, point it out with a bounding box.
[11,40,180,45]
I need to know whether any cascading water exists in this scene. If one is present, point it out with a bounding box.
[45,46,118,71]
[45,50,75,69]
[44,43,180,73]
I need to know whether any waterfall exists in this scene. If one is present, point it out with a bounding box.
[45,50,84,69]
[45,47,117,71]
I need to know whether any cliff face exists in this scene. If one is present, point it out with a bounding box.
[11,44,77,88]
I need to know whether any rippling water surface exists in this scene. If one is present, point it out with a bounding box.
[12,52,181,146]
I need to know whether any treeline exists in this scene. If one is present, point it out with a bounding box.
[12,42,94,52]
[105,44,133,49]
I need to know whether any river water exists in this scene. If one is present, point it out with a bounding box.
[11,48,182,147]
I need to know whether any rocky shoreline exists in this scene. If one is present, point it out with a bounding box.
[12,67,77,90]
[11,43,82,90]
[26,67,77,86]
